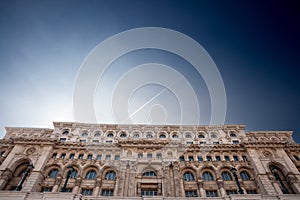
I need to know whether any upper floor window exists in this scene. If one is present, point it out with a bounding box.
[115,155,120,160]
[81,188,93,196]
[179,156,185,162]
[230,133,237,137]
[81,132,88,137]
[183,172,195,181]
[138,153,143,159]
[61,153,66,159]
[185,190,198,197]
[101,189,113,196]
[87,154,93,160]
[120,133,127,138]
[215,156,221,161]
[48,169,59,178]
[105,155,111,160]
[133,133,140,138]
[143,171,156,177]
[94,132,101,137]
[146,133,153,138]
[105,171,116,180]
[206,156,212,161]
[96,155,102,160]
[172,134,178,138]
[198,156,203,162]
[85,170,97,179]
[156,153,162,159]
[78,154,84,159]
[224,156,230,161]
[70,170,78,179]
[211,133,218,138]
[233,156,239,161]
[221,171,232,181]
[159,134,166,138]
[206,190,218,197]
[240,171,250,180]
[242,155,247,161]
[107,133,114,137]
[59,138,66,142]
[293,155,300,161]
[198,134,205,138]
[185,134,192,138]
[233,140,239,144]
[147,153,152,159]
[69,154,75,159]
[188,156,194,161]
[202,171,214,181]
[52,153,57,158]
[62,130,69,135]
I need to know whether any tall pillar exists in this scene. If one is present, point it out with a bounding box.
[173,162,181,197]
[0,169,12,190]
[52,176,62,192]
[217,181,226,197]
[72,177,82,194]
[22,171,44,192]
[93,179,101,196]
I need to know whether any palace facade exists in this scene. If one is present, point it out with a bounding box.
[0,122,300,199]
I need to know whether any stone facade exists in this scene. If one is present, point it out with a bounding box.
[0,122,300,199]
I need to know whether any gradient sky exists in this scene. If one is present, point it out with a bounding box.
[0,0,299,142]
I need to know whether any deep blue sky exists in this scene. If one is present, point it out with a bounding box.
[0,0,299,142]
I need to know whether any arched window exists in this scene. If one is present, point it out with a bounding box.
[62,130,69,135]
[48,169,59,178]
[293,155,300,161]
[221,171,232,181]
[146,134,153,138]
[107,133,114,137]
[185,134,192,138]
[85,170,97,179]
[183,172,195,181]
[70,170,78,179]
[211,134,218,138]
[172,134,178,138]
[198,134,205,138]
[120,133,127,138]
[105,171,116,180]
[240,171,250,180]
[81,132,88,137]
[159,134,166,138]
[94,132,101,137]
[202,171,214,181]
[133,134,140,138]
[143,171,156,177]
[270,165,294,194]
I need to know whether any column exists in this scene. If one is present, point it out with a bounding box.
[52,176,62,192]
[217,181,226,197]
[0,169,12,190]
[93,179,101,196]
[72,177,82,194]
[22,171,44,192]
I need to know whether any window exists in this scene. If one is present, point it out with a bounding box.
[107,133,114,137]
[101,189,114,196]
[105,155,111,160]
[206,190,218,197]
[246,190,257,194]
[105,171,116,180]
[62,130,69,135]
[79,139,86,143]
[81,189,93,196]
[115,155,120,160]
[186,141,193,144]
[185,190,198,197]
[52,153,57,158]
[156,153,162,159]
[233,140,239,144]
[69,154,75,159]
[48,169,59,178]
[96,155,102,160]
[62,188,72,192]
[211,134,218,138]
[226,190,237,195]
[133,134,140,138]
[59,138,66,142]
[198,156,203,162]
[70,170,78,179]
[81,132,88,137]
[183,172,195,181]
[147,153,152,159]
[213,141,220,144]
[233,156,239,161]
[198,134,205,138]
[87,154,93,160]
[146,134,153,138]
[202,172,213,181]
[221,171,232,181]
[94,132,101,137]
[224,156,230,161]
[294,155,300,161]
[179,156,184,162]
[206,156,212,161]
[188,156,194,161]
[242,156,247,161]
[42,187,52,192]
[159,134,166,138]
[230,133,237,137]
[143,171,157,177]
[120,133,127,138]
[199,141,206,144]
[185,134,192,138]
[106,140,112,143]
[61,153,66,159]
[216,156,221,161]
[92,140,99,143]
[138,153,143,159]
[78,154,84,159]
[85,170,97,179]
[141,190,157,196]
[172,134,178,138]
[240,171,250,180]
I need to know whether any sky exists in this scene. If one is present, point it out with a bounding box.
[0,0,299,142]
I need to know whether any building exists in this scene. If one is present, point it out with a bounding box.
[0,121,300,200]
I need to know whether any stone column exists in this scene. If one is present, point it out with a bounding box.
[22,171,44,192]
[0,169,12,190]
[72,177,82,194]
[197,181,205,197]
[114,178,119,196]
[173,162,181,197]
[217,180,226,197]
[52,176,62,192]
[93,179,101,196]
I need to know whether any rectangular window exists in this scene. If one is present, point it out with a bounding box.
[156,153,162,159]
[147,153,152,159]
[87,154,93,160]
[80,139,86,143]
[233,140,239,144]
[215,156,221,161]
[188,156,194,161]
[138,153,143,159]
[92,140,99,143]
[61,153,66,159]
[62,188,73,193]
[78,154,84,160]
[52,153,57,158]
[233,156,239,161]
[213,141,219,145]
[199,141,206,144]
[101,189,113,196]
[59,138,66,142]
[206,156,212,161]
[226,190,237,195]
[105,155,111,160]
[186,141,193,144]
[69,154,75,159]
[141,190,158,196]
[96,154,102,160]
[106,140,112,143]
[115,155,120,160]
[42,187,52,192]
[198,156,203,162]
[81,189,93,196]
[246,190,257,194]
[242,156,247,161]
[224,156,230,161]
[206,190,218,197]
[185,190,198,197]
[179,156,185,162]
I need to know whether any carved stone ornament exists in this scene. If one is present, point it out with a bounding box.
[26,147,36,155]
